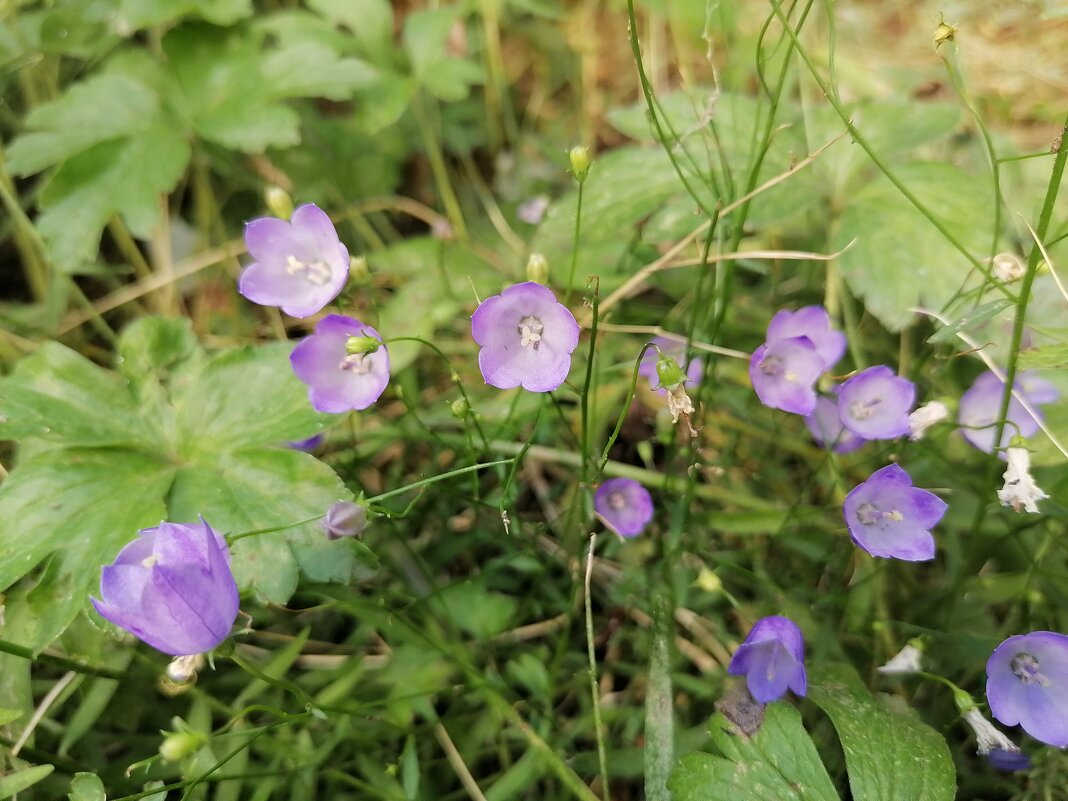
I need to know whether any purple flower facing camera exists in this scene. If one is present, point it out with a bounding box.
[92,519,239,656]
[239,204,350,318]
[749,337,824,415]
[987,631,1068,748]
[594,478,654,538]
[290,315,390,413]
[838,365,915,439]
[728,615,807,703]
[843,464,946,561]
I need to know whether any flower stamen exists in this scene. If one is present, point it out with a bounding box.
[517,315,544,350]
[286,254,333,286]
[1011,653,1050,686]
[339,353,373,375]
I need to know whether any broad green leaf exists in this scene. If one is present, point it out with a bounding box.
[68,772,106,801]
[833,162,992,331]
[1019,343,1068,369]
[0,764,55,798]
[0,342,162,447]
[36,123,190,269]
[7,74,159,175]
[307,0,394,59]
[117,315,199,384]
[354,72,417,135]
[168,449,357,603]
[926,299,1015,344]
[0,709,21,726]
[117,0,252,29]
[807,663,955,801]
[403,7,482,101]
[261,41,378,100]
[425,581,518,639]
[668,703,838,801]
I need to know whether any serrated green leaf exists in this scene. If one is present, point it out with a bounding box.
[1018,343,1068,369]
[833,162,992,332]
[354,72,417,135]
[307,0,394,57]
[36,123,190,269]
[668,704,838,801]
[0,764,55,799]
[117,316,199,384]
[7,73,159,176]
[68,772,106,801]
[926,299,1015,344]
[117,0,252,29]
[807,663,955,801]
[261,41,378,100]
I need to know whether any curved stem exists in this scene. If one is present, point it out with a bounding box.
[599,342,659,472]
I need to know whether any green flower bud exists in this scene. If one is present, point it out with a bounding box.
[450,398,470,418]
[159,730,206,763]
[655,354,687,389]
[951,687,977,714]
[264,186,294,220]
[345,335,381,355]
[568,146,592,183]
[526,252,549,284]
[349,255,371,284]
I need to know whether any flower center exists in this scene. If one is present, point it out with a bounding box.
[856,502,881,525]
[338,353,373,375]
[759,354,784,377]
[1011,652,1049,686]
[608,491,626,511]
[141,555,159,568]
[850,396,882,420]
[286,254,333,286]
[518,315,544,350]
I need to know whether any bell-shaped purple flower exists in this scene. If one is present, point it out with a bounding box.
[766,306,846,371]
[639,337,703,396]
[471,282,580,392]
[838,365,915,439]
[843,464,947,561]
[91,519,239,656]
[290,315,390,413]
[749,337,824,415]
[727,615,807,703]
[238,204,350,318]
[594,478,654,538]
[957,371,1057,454]
[804,395,866,453]
[986,631,1068,748]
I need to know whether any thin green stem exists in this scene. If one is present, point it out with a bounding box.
[580,279,600,485]
[583,533,610,800]
[599,342,659,472]
[366,459,514,504]
[565,180,585,305]
[0,639,125,679]
[412,92,467,239]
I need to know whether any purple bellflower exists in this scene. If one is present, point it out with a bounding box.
[239,204,350,318]
[987,631,1068,748]
[804,395,866,453]
[958,370,1058,454]
[749,337,824,415]
[322,501,367,540]
[290,315,390,413]
[471,282,580,392]
[92,519,239,656]
[639,337,703,396]
[843,464,947,561]
[766,306,846,371]
[838,365,915,439]
[594,478,654,538]
[727,615,807,703]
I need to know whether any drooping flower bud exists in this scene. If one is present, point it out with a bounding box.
[568,146,592,183]
[997,446,1048,513]
[450,398,470,418]
[349,255,371,284]
[345,334,381,355]
[159,720,207,763]
[992,252,1026,283]
[525,252,549,284]
[322,501,368,540]
[264,186,294,220]
[876,642,923,674]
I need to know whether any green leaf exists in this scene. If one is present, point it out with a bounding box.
[426,581,518,639]
[0,709,22,726]
[668,703,838,801]
[117,0,252,29]
[403,7,482,101]
[1018,343,1068,369]
[307,0,394,58]
[36,123,191,269]
[117,316,199,385]
[0,342,162,447]
[807,663,956,801]
[6,73,159,176]
[261,41,378,100]
[926,299,1015,344]
[832,162,992,331]
[68,772,106,801]
[0,764,55,799]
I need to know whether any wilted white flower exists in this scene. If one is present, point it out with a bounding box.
[992,252,1026,283]
[962,707,1021,756]
[908,400,949,441]
[997,447,1048,514]
[166,653,206,684]
[876,643,923,675]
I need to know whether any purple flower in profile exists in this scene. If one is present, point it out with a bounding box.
[987,631,1068,748]
[766,306,846,371]
[91,519,239,656]
[471,282,580,392]
[843,464,947,561]
[290,315,390,413]
[239,204,350,318]
[639,337,703,396]
[838,365,915,439]
[594,478,654,538]
[749,337,824,415]
[727,616,807,703]
[986,748,1031,772]
[322,501,367,540]
[804,395,866,453]
[958,371,1058,454]
[286,434,324,452]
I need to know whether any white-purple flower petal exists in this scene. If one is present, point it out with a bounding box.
[471,282,580,392]
[838,365,915,439]
[842,464,946,561]
[727,615,807,703]
[239,203,350,318]
[290,315,390,413]
[766,306,846,371]
[594,477,654,538]
[987,631,1068,748]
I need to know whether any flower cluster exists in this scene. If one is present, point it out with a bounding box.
[749,306,845,415]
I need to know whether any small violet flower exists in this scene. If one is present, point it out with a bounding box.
[998,447,1048,514]
[594,478,654,538]
[765,306,846,371]
[749,337,824,415]
[471,282,580,392]
[958,370,1058,454]
[322,501,367,540]
[290,315,390,413]
[92,519,239,656]
[843,464,947,561]
[239,203,349,318]
[727,615,807,703]
[838,365,915,439]
[804,395,866,453]
[986,631,1068,748]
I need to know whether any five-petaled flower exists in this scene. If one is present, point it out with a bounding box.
[239,203,350,318]
[471,282,580,392]
[838,365,915,439]
[749,337,824,415]
[594,478,654,538]
[765,306,846,371]
[727,615,807,703]
[986,631,1068,748]
[843,464,946,561]
[290,315,391,413]
[92,519,239,656]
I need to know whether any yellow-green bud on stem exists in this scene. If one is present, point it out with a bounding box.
[265,186,294,220]
[345,335,380,355]
[526,252,550,284]
[450,398,470,418]
[159,730,207,763]
[952,687,977,714]
[655,354,687,389]
[568,146,592,183]
[349,255,371,284]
